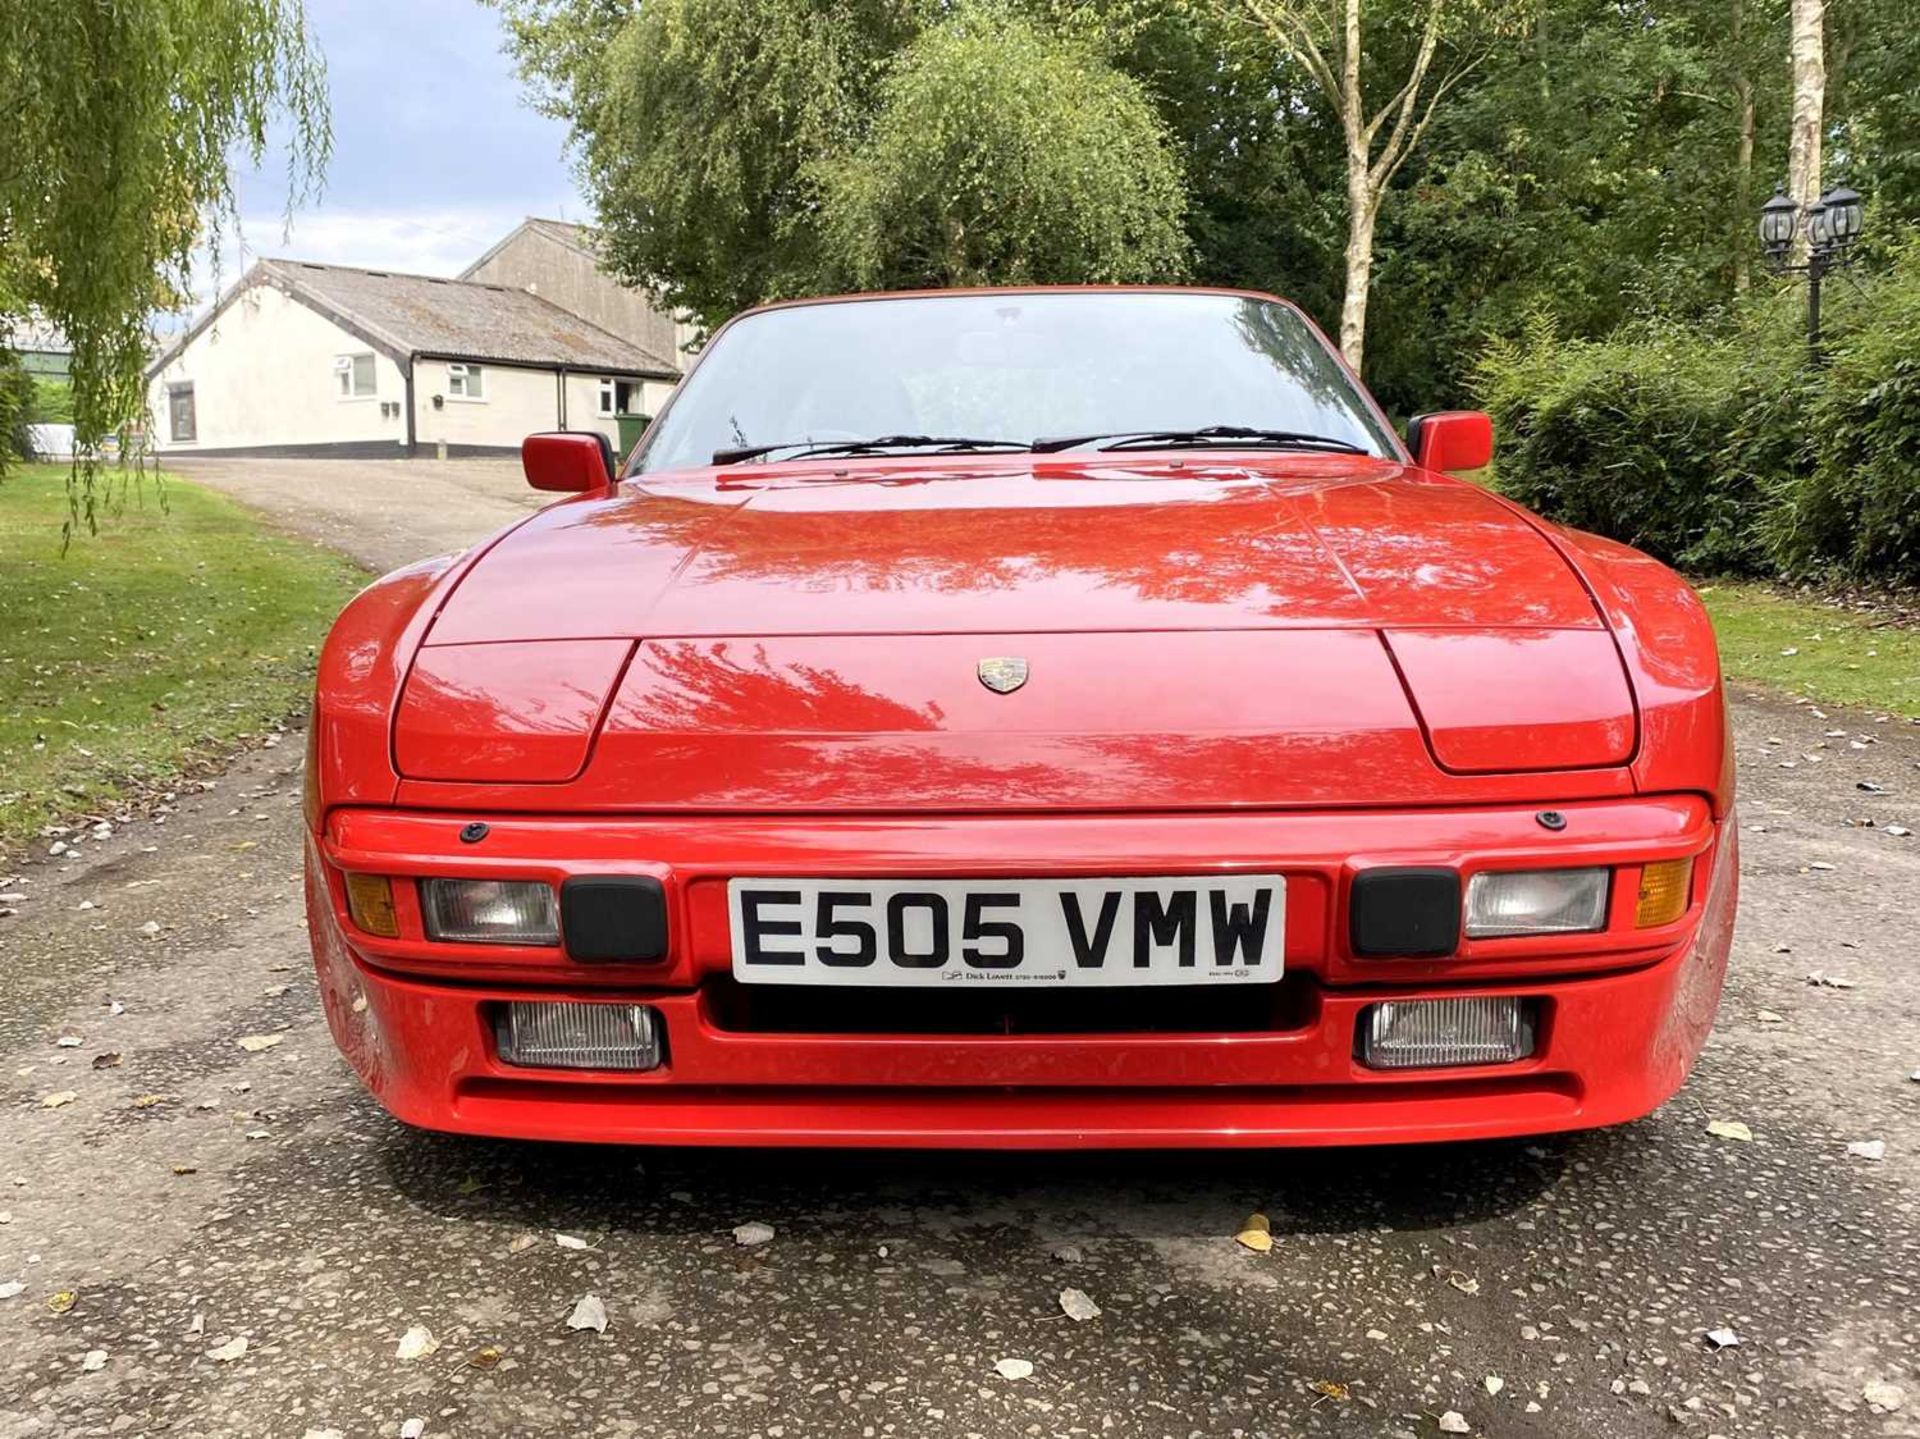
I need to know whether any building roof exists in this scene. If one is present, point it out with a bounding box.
[459,217,600,279]
[150,257,680,379]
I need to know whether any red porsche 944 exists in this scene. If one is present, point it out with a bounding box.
[304,288,1737,1148]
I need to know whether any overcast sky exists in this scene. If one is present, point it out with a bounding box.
[208,0,587,297]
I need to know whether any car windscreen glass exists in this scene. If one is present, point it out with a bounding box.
[634,292,1398,473]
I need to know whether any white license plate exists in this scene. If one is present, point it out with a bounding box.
[728,875,1284,988]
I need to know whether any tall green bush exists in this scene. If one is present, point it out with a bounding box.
[1475,316,1799,574]
[1767,242,1920,580]
[1475,243,1920,585]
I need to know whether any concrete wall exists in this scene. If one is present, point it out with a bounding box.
[466,227,696,367]
[146,286,409,454]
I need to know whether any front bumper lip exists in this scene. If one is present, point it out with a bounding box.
[305,812,1739,1148]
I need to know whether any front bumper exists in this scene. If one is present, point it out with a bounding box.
[305,800,1737,1148]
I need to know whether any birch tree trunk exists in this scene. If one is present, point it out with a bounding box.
[1731,0,1754,292]
[1786,0,1825,259]
[1337,0,1375,367]
[1340,136,1378,367]
[1232,0,1484,376]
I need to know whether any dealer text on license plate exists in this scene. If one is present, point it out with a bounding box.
[728,876,1284,987]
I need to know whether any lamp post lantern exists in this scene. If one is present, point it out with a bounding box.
[1760,181,1867,366]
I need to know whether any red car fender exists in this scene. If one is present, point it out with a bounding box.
[306,554,463,832]
[1531,524,1734,818]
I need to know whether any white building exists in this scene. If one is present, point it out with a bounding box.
[145,238,681,460]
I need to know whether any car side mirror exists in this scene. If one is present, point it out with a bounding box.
[1406,410,1493,473]
[523,431,617,492]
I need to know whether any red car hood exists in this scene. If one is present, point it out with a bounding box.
[427,455,1601,643]
[394,456,1639,809]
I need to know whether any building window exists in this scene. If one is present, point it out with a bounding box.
[598,377,639,416]
[334,352,376,398]
[167,383,196,442]
[448,362,485,400]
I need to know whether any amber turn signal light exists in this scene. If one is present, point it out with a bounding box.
[344,872,400,937]
[1634,857,1694,928]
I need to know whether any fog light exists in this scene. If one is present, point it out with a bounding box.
[421,879,559,945]
[1358,997,1537,1069]
[495,1002,663,1071]
[1465,867,1609,938]
[344,873,399,938]
[1635,857,1694,928]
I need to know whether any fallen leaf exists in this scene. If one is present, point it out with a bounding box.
[1234,1212,1273,1252]
[1864,1380,1906,1412]
[506,1234,538,1254]
[733,1221,775,1247]
[1059,1288,1101,1322]
[1846,1139,1887,1161]
[41,1091,78,1109]
[47,1291,76,1315]
[1438,1411,1471,1433]
[1439,1267,1480,1295]
[1706,1120,1754,1142]
[90,1053,121,1070]
[566,1294,608,1334]
[1310,1379,1351,1401]
[394,1325,439,1361]
[235,1035,282,1053]
[1705,1327,1740,1349]
[206,1336,248,1362]
[132,1095,168,1109]
[470,1345,504,1369]
[171,1165,198,1176]
[995,1357,1034,1381]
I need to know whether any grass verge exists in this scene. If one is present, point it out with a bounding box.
[1697,580,1920,716]
[0,464,365,858]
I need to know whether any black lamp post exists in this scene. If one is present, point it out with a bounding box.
[1760,182,1866,365]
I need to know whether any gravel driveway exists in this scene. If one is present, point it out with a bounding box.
[1,463,1915,1438]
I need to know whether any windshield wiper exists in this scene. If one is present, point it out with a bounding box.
[711,434,1029,466]
[1030,425,1368,455]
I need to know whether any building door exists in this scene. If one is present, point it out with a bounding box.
[167,383,196,442]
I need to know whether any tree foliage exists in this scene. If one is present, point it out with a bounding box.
[0,0,328,533]
[566,0,924,326]
[503,0,1917,423]
[815,7,1188,290]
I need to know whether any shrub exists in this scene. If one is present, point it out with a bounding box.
[1475,242,1920,585]
[1767,240,1920,582]
[0,351,35,466]
[1474,315,1797,574]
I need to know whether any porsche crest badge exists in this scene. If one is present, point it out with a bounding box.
[977,657,1029,694]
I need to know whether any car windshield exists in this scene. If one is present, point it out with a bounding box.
[633,291,1399,473]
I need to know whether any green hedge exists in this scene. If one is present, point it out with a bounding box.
[1475,239,1920,585]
